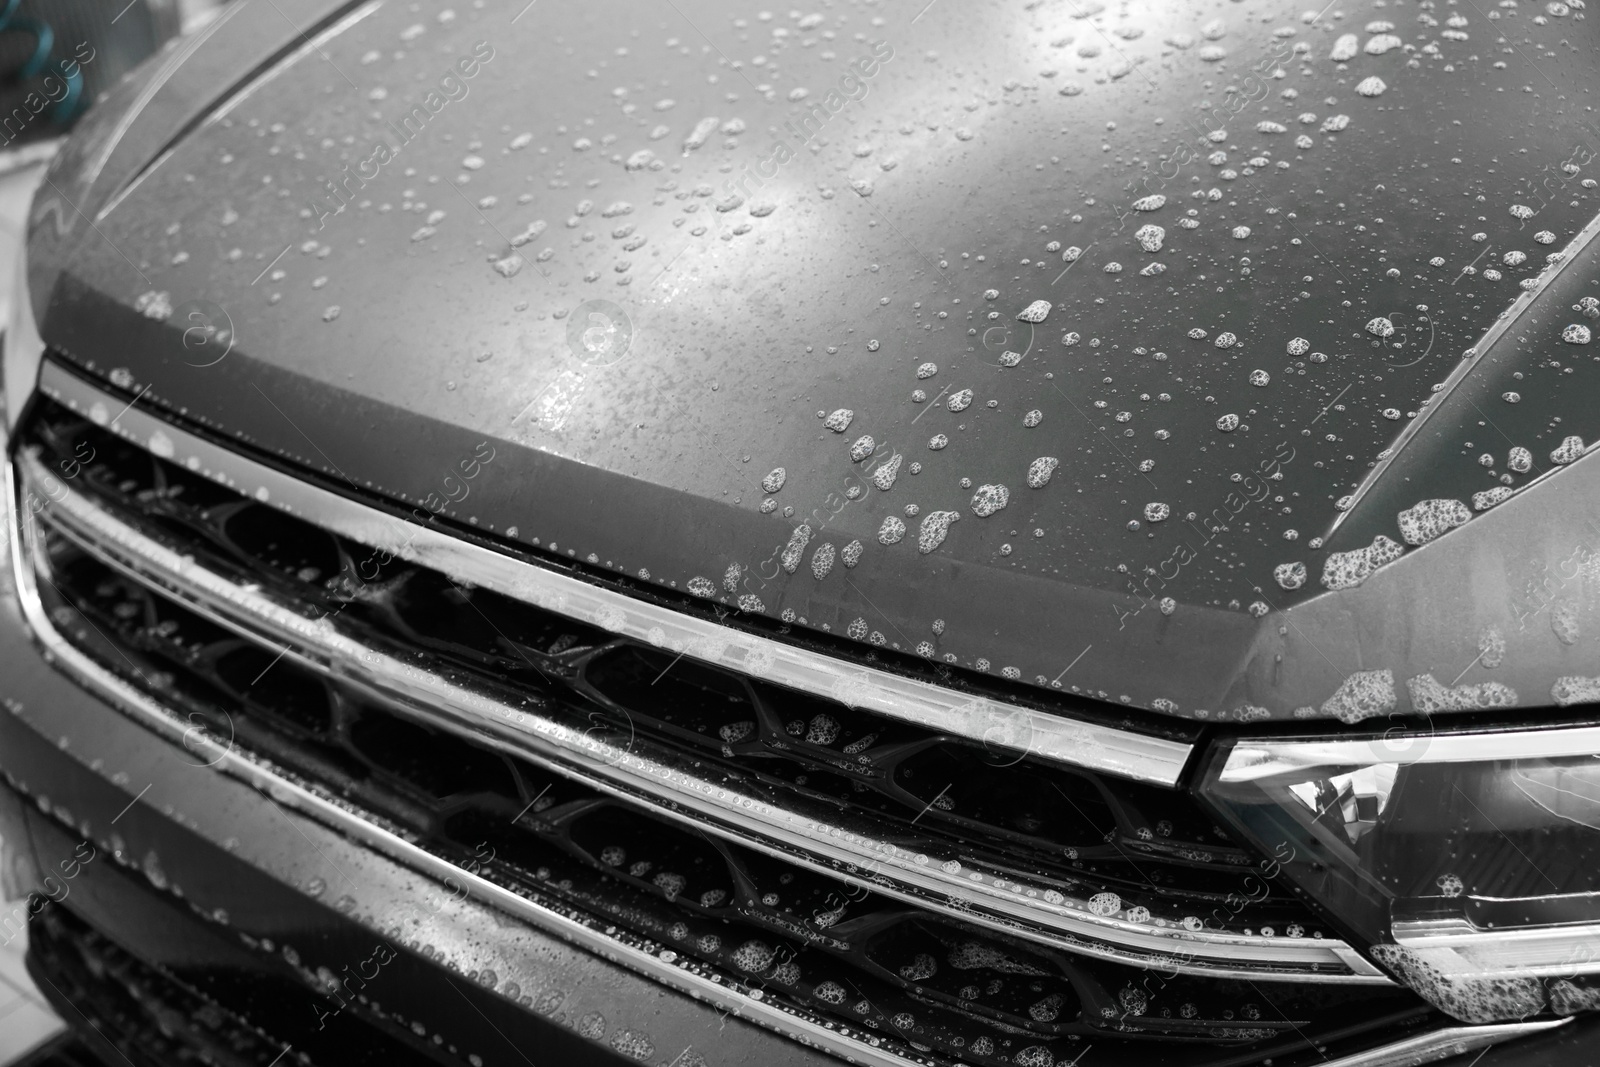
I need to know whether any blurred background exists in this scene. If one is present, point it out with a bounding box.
[0,5,234,1061]
[0,0,232,343]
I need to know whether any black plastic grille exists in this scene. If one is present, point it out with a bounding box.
[21,396,1291,924]
[15,395,1433,1066]
[27,904,312,1067]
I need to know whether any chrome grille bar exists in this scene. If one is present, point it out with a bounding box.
[9,456,1573,1067]
[36,360,1193,787]
[0,460,926,1067]
[16,442,1380,980]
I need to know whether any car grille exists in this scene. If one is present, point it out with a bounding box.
[8,369,1434,1067]
[28,903,307,1067]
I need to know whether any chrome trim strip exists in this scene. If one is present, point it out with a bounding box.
[37,359,1193,786]
[1319,1019,1568,1067]
[1389,916,1600,978]
[1223,727,1600,780]
[16,447,1381,981]
[7,459,1559,1067]
[0,460,927,1067]
[1223,731,1600,976]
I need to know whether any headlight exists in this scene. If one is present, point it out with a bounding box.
[1199,724,1600,1023]
[3,237,44,434]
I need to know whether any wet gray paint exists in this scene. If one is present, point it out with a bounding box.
[25,0,1600,724]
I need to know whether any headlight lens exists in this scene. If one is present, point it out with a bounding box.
[1199,725,1600,1021]
[3,236,44,434]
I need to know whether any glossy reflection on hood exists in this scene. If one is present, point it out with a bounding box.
[28,0,1600,724]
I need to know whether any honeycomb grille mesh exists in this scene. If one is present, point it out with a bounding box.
[15,394,1425,1067]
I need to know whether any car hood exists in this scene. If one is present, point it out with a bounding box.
[27,0,1600,726]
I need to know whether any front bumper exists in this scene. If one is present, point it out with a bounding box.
[0,525,827,1067]
[0,491,1589,1067]
[0,394,1585,1067]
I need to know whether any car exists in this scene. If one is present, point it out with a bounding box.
[3,0,1600,1064]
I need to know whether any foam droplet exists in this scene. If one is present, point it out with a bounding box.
[970,484,1009,516]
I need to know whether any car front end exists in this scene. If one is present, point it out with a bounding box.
[5,1,1600,1065]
